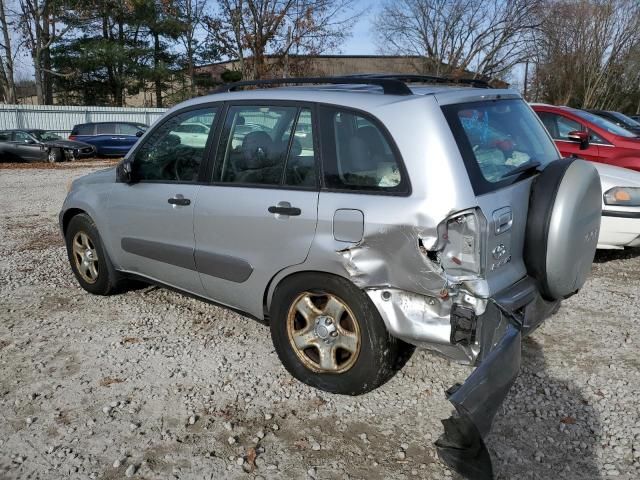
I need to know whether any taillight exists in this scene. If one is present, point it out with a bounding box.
[68,135,77,140]
[437,208,485,279]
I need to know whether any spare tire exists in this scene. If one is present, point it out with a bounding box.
[524,158,601,300]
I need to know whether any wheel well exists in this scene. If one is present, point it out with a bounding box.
[262,269,351,322]
[61,208,87,235]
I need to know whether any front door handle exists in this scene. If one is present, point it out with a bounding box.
[168,195,191,206]
[268,202,301,217]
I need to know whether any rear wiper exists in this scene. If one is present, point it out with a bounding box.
[500,160,542,179]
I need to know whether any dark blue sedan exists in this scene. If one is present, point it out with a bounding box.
[69,122,147,157]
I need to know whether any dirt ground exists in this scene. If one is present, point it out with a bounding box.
[1,161,639,480]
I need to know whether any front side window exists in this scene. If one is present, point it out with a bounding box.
[215,105,316,187]
[117,123,143,136]
[134,107,217,183]
[538,112,583,140]
[13,131,35,143]
[443,100,559,192]
[318,106,406,193]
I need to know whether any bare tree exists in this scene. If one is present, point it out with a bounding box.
[533,0,640,111]
[0,0,17,102]
[18,0,71,104]
[373,0,542,80]
[175,0,209,95]
[206,0,357,80]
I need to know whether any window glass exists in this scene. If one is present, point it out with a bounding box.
[0,132,11,141]
[443,100,558,187]
[319,107,404,192]
[555,115,583,140]
[572,109,636,137]
[73,124,94,136]
[215,105,298,185]
[117,123,143,136]
[96,123,116,135]
[13,131,34,143]
[134,107,217,182]
[284,109,316,187]
[588,129,609,144]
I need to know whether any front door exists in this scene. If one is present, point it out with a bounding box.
[537,111,601,161]
[194,104,319,318]
[12,131,45,161]
[105,106,220,296]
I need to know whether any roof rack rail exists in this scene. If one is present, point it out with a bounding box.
[349,73,493,89]
[212,76,413,96]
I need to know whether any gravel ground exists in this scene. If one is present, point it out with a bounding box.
[1,161,639,480]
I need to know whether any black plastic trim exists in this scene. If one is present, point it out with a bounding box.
[601,210,640,219]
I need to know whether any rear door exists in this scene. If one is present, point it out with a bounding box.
[105,106,219,295]
[193,103,319,318]
[96,123,121,156]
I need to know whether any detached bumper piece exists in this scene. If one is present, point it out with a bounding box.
[436,321,521,479]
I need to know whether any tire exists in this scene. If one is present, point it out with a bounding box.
[524,158,601,300]
[65,213,119,295]
[270,273,414,395]
[48,148,63,163]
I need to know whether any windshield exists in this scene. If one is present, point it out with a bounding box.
[609,111,640,128]
[442,99,559,194]
[572,110,637,137]
[31,131,61,141]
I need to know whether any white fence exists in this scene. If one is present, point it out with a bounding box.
[0,104,168,138]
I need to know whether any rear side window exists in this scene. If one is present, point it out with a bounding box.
[318,106,407,193]
[96,123,116,135]
[73,124,94,136]
[0,132,10,141]
[443,99,559,194]
[214,105,317,188]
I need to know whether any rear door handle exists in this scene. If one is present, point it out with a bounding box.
[268,202,301,217]
[168,195,191,206]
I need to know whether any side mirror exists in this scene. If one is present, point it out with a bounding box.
[135,130,144,137]
[24,138,36,144]
[116,159,136,184]
[567,130,589,150]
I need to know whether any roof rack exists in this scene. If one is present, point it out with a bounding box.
[212,76,413,95]
[349,74,493,89]
[212,73,493,96]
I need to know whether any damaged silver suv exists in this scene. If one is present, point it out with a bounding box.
[60,75,602,478]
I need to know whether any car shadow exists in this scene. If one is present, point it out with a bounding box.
[594,247,640,263]
[488,336,602,479]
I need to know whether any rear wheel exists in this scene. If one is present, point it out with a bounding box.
[65,214,119,295]
[270,273,414,395]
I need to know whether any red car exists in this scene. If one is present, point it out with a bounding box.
[532,104,640,172]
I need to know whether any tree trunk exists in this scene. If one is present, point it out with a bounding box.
[154,31,163,108]
[0,0,17,103]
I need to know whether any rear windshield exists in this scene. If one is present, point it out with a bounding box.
[572,110,637,137]
[442,99,559,194]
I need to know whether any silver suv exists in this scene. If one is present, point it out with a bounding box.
[60,76,602,478]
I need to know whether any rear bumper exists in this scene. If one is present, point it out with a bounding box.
[367,276,559,479]
[598,210,640,249]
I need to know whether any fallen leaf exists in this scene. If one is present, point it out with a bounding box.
[560,416,576,425]
[245,447,257,472]
[122,337,142,345]
[99,377,124,387]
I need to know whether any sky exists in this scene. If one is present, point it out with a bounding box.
[339,0,379,55]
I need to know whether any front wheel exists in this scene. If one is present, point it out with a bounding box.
[47,148,63,163]
[65,213,119,295]
[270,273,414,395]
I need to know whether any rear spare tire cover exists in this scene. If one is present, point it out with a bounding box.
[524,158,601,300]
